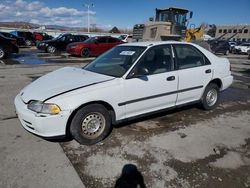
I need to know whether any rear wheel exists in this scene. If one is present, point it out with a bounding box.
[201,83,220,110]
[25,40,32,46]
[70,104,112,145]
[47,46,56,54]
[224,50,229,55]
[81,48,90,57]
[0,48,6,59]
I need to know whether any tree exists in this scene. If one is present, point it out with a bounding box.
[207,24,217,37]
[109,26,121,33]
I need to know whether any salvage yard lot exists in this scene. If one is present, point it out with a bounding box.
[0,47,250,188]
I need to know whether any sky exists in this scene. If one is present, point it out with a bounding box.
[0,0,250,29]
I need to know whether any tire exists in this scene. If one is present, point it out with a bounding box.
[47,46,56,54]
[201,83,220,110]
[0,47,6,59]
[25,40,32,46]
[81,48,90,57]
[224,50,229,55]
[70,104,112,145]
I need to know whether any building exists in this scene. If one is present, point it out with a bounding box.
[215,24,250,42]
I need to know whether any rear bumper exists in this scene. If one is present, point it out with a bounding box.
[221,75,233,90]
[14,94,71,137]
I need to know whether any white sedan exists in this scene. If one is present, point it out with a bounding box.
[15,41,233,145]
[233,42,250,54]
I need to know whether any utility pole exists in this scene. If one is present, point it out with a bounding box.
[84,3,94,33]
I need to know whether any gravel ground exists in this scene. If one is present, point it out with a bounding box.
[1,48,249,188]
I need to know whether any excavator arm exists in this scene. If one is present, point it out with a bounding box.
[184,24,205,42]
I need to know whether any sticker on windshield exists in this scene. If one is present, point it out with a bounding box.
[120,51,135,56]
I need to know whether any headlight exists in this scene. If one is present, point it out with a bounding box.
[27,100,61,115]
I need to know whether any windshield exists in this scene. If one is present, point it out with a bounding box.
[119,35,127,40]
[84,46,146,77]
[55,34,64,39]
[157,11,187,26]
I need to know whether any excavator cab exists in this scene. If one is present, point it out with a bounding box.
[155,8,190,26]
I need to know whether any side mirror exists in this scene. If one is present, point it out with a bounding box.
[138,67,149,75]
[94,40,99,44]
[131,67,149,78]
[190,11,193,19]
[149,17,154,22]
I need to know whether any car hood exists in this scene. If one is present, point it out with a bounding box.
[41,38,58,43]
[20,67,114,103]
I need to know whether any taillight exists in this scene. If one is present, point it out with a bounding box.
[11,39,17,45]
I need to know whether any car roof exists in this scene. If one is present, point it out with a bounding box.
[120,41,191,47]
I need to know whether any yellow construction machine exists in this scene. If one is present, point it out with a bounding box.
[133,7,193,41]
[184,24,205,42]
[132,7,205,42]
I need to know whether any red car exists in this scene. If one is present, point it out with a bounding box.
[66,36,125,57]
[33,32,53,42]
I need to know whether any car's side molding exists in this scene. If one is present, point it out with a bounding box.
[43,78,115,102]
[118,85,203,106]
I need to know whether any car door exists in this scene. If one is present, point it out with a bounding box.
[95,37,109,55]
[173,44,213,105]
[56,35,67,50]
[121,45,178,118]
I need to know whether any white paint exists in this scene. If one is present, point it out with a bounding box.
[15,41,233,138]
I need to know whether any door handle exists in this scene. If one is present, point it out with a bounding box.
[167,76,175,81]
[205,69,211,74]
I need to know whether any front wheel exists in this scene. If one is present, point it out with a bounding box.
[25,40,32,46]
[201,83,220,110]
[47,46,56,54]
[0,47,6,59]
[81,48,90,57]
[70,104,112,145]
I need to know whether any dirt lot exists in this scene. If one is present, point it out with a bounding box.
[0,47,250,188]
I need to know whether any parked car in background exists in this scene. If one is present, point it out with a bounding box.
[248,49,250,59]
[118,34,133,43]
[37,33,89,53]
[66,36,124,57]
[228,41,237,53]
[33,32,53,42]
[0,34,19,59]
[232,43,250,54]
[0,32,26,46]
[208,40,230,55]
[10,31,35,46]
[15,41,233,145]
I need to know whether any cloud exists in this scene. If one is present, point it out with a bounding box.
[0,0,96,27]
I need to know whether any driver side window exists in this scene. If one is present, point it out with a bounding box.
[132,45,174,76]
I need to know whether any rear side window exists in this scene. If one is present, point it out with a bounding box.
[174,44,208,70]
[107,37,119,43]
[97,37,107,43]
